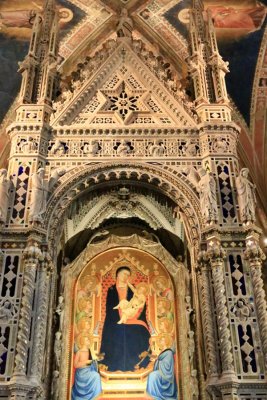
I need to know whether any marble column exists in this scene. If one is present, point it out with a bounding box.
[207,244,235,376]
[13,244,43,378]
[197,250,219,377]
[30,251,52,381]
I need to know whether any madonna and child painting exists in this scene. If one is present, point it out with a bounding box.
[70,249,178,400]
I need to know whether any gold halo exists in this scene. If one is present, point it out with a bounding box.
[136,282,149,296]
[79,275,99,289]
[152,275,169,290]
[76,316,92,333]
[110,264,137,283]
[59,8,73,23]
[178,8,190,25]
[156,333,173,349]
[75,332,93,349]
[77,296,92,312]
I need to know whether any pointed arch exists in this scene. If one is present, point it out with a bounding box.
[46,161,203,255]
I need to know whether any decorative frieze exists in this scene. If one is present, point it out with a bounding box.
[46,136,201,159]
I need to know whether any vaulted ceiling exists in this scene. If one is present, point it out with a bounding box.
[0,0,266,227]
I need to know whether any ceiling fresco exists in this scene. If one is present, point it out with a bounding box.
[148,0,267,123]
[0,0,85,123]
[0,0,266,213]
[0,0,266,123]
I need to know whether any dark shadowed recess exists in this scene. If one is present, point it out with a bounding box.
[64,218,185,263]
[220,17,267,125]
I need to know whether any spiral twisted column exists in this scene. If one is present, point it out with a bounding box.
[13,244,43,377]
[30,251,52,380]
[244,241,267,369]
[208,244,235,376]
[197,250,218,377]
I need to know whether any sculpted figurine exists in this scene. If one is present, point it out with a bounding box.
[50,139,66,155]
[232,299,253,322]
[212,136,228,153]
[191,370,199,400]
[0,300,14,322]
[236,168,256,223]
[0,169,11,224]
[148,140,165,156]
[117,140,131,156]
[83,141,99,156]
[197,168,218,224]
[29,168,48,223]
[19,137,38,153]
[56,296,65,332]
[54,331,62,370]
[51,370,59,400]
[116,9,133,39]
[48,168,66,192]
[184,139,198,156]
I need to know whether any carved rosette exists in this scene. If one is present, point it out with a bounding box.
[197,251,218,377]
[207,245,235,375]
[244,243,267,368]
[13,244,43,376]
[30,251,52,380]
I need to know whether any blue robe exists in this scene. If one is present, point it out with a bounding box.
[146,349,178,400]
[100,284,150,371]
[71,361,102,400]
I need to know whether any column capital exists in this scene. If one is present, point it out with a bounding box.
[40,250,53,272]
[244,242,265,264]
[197,250,210,271]
[23,243,43,265]
[207,243,226,264]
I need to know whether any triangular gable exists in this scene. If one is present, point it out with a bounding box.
[51,42,196,128]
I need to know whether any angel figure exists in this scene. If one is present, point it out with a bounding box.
[116,9,133,39]
[197,168,218,224]
[236,168,256,223]
[0,169,11,223]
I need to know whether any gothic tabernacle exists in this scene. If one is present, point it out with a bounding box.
[0,0,266,399]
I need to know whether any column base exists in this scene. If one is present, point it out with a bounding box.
[9,379,42,400]
[206,376,239,400]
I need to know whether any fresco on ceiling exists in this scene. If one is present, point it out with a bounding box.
[164,0,267,124]
[69,248,178,399]
[0,0,85,124]
[0,1,266,126]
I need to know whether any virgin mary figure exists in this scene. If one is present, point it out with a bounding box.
[100,266,150,371]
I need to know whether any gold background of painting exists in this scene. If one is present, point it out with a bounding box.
[70,247,178,398]
[60,234,191,400]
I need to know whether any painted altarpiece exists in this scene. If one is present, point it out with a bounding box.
[59,235,191,399]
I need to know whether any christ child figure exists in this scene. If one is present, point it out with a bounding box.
[114,282,149,324]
